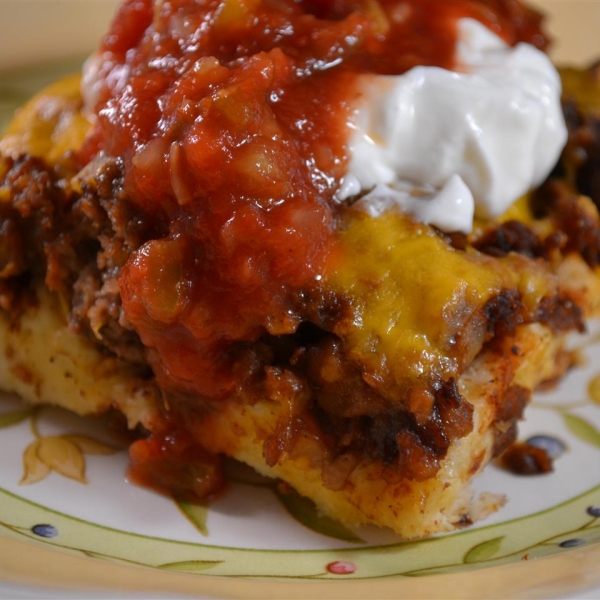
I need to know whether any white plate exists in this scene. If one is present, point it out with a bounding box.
[1,2,600,598]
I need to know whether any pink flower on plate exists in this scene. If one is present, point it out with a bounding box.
[326,560,357,575]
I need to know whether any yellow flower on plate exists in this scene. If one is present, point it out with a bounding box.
[20,434,116,485]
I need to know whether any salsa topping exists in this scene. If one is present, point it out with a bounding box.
[80,0,549,399]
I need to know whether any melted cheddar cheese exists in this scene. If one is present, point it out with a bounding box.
[329,209,556,399]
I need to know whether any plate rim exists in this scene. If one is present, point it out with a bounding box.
[0,530,600,599]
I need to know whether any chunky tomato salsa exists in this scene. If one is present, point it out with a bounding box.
[80,0,547,402]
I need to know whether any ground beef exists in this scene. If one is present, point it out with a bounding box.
[0,155,85,290]
[285,333,475,482]
[483,289,524,338]
[475,186,600,271]
[69,156,165,363]
[0,153,161,364]
[560,64,600,208]
[531,179,600,267]
[473,220,546,259]
[536,295,585,333]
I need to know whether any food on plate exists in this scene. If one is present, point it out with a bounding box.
[1,0,599,538]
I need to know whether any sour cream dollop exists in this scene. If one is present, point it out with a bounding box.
[342,19,567,233]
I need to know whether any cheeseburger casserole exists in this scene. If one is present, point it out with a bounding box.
[1,0,600,539]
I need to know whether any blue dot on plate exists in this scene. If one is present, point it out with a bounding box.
[31,524,58,538]
[587,506,600,518]
[526,435,567,460]
[559,539,585,549]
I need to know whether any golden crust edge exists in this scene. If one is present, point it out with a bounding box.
[0,288,160,431]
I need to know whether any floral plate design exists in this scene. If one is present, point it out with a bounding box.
[1,17,600,595]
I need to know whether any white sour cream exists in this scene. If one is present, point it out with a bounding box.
[341,19,567,233]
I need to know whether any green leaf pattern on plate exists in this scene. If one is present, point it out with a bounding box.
[0,409,31,429]
[463,536,505,564]
[176,500,209,537]
[274,487,365,544]
[159,560,223,573]
[562,413,600,449]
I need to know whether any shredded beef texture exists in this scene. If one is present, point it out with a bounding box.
[0,153,161,364]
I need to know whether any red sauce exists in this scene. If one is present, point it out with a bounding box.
[82,0,548,400]
[128,425,225,501]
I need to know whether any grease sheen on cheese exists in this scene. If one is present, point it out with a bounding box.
[342,19,567,233]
